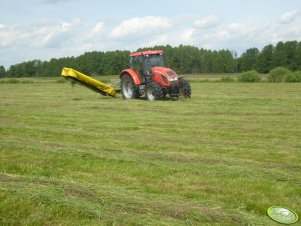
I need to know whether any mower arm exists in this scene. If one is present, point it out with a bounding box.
[61,67,116,97]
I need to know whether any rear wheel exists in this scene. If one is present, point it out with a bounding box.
[121,74,139,99]
[179,78,191,98]
[145,82,163,101]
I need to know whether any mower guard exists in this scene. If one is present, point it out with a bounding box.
[61,67,116,97]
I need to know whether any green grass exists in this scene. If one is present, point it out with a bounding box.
[1,76,300,225]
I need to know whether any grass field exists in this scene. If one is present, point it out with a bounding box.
[0,75,300,225]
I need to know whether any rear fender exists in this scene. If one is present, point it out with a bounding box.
[120,69,142,85]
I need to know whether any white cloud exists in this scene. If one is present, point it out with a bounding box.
[216,31,231,39]
[38,18,84,47]
[110,16,172,39]
[227,23,258,39]
[228,23,245,31]
[88,21,104,38]
[92,22,104,34]
[0,18,84,50]
[143,35,169,47]
[280,10,299,23]
[180,28,196,44]
[0,25,20,48]
[78,43,94,53]
[194,15,219,29]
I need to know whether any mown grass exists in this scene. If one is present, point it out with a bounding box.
[0,76,300,225]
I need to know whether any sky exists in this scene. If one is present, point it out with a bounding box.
[0,0,301,68]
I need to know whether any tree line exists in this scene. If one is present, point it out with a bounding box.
[1,40,301,77]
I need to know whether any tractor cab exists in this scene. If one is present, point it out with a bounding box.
[129,50,165,78]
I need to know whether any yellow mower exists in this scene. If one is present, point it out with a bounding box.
[61,67,117,97]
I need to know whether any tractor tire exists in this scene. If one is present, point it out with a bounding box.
[145,82,163,101]
[121,74,139,99]
[179,78,191,98]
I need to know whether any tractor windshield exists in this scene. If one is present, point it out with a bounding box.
[145,54,165,68]
[129,53,166,75]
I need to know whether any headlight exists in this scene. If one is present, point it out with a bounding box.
[168,77,178,81]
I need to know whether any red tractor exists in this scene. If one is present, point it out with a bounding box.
[120,50,191,100]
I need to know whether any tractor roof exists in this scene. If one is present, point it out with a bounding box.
[130,50,163,57]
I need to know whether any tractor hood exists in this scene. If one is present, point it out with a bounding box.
[152,67,177,79]
[151,67,178,86]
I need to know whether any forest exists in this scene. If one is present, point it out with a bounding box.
[1,40,301,77]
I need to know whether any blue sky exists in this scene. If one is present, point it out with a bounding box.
[1,0,301,68]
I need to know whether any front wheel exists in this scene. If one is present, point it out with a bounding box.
[179,78,191,98]
[145,82,163,101]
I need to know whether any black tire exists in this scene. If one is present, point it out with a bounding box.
[179,78,191,98]
[145,82,163,101]
[162,89,167,98]
[121,74,139,99]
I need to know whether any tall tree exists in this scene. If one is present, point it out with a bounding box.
[175,45,201,74]
[255,44,274,73]
[211,51,223,73]
[240,48,260,72]
[101,50,130,75]
[296,42,301,70]
[272,41,287,68]
[75,51,104,76]
[284,41,298,70]
[219,50,235,73]
[0,66,6,77]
